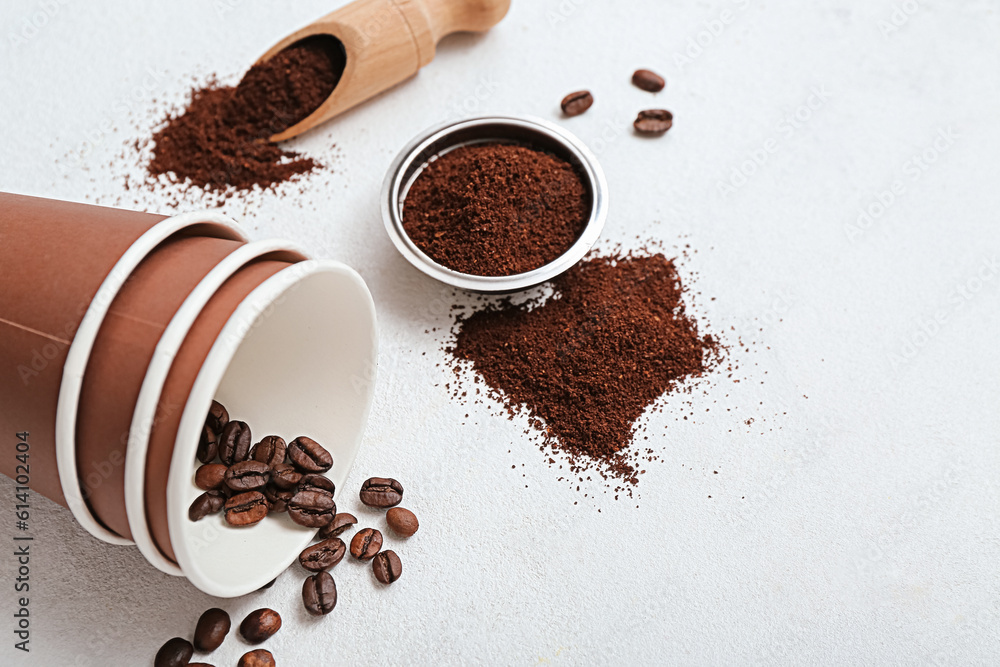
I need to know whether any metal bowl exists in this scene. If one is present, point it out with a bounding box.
[381,115,609,293]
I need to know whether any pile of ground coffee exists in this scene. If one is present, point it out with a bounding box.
[146,38,344,195]
[449,251,722,485]
[402,143,589,276]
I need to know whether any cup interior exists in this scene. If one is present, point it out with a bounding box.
[167,260,378,597]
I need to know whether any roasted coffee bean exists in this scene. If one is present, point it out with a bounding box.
[239,608,282,644]
[195,463,228,491]
[250,435,286,468]
[299,538,346,571]
[189,490,226,521]
[287,489,335,527]
[154,637,193,667]
[302,571,337,616]
[632,68,666,92]
[359,477,403,508]
[287,436,332,473]
[350,527,383,560]
[238,649,275,667]
[298,473,335,496]
[219,420,252,466]
[193,607,231,652]
[197,425,218,464]
[225,461,271,492]
[386,507,419,537]
[207,400,229,435]
[263,483,294,513]
[224,491,269,527]
[270,463,302,490]
[561,90,593,117]
[372,549,402,584]
[189,663,216,667]
[318,513,357,539]
[634,109,673,134]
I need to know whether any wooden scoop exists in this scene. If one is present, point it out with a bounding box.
[259,0,511,143]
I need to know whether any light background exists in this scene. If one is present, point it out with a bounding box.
[1,0,999,665]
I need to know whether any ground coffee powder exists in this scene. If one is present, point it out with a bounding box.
[402,143,589,276]
[146,38,344,195]
[449,251,722,485]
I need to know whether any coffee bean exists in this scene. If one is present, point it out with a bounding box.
[299,538,346,571]
[225,461,271,492]
[633,109,673,134]
[350,527,383,560]
[238,649,275,667]
[224,491,269,527]
[195,463,228,491]
[270,463,302,490]
[561,90,593,117]
[239,608,282,644]
[372,549,402,584]
[287,489,335,527]
[219,420,252,466]
[197,425,218,464]
[632,68,665,93]
[298,473,335,496]
[154,637,193,667]
[193,607,231,652]
[189,663,216,667]
[359,477,403,508]
[287,436,332,473]
[189,490,226,521]
[386,507,419,537]
[302,571,337,616]
[250,436,286,468]
[262,483,294,513]
[207,400,229,435]
[318,513,357,539]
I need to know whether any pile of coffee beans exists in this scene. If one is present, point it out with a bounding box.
[560,67,673,135]
[154,607,280,667]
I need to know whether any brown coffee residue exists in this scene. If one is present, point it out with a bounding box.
[146,37,344,196]
[449,251,723,486]
[402,143,589,277]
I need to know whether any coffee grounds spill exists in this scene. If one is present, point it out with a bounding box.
[145,37,344,197]
[402,143,589,277]
[448,251,723,487]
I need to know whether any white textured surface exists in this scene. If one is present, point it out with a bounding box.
[1,1,999,665]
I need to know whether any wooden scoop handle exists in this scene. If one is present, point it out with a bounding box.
[263,0,511,142]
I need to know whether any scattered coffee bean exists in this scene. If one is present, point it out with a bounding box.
[154,637,193,667]
[189,663,216,667]
[225,461,271,492]
[350,527,383,560]
[239,608,282,644]
[302,571,337,616]
[269,463,302,490]
[224,491,269,527]
[189,490,226,521]
[287,489,335,527]
[287,436,332,473]
[195,463,228,491]
[250,435,286,468]
[238,649,275,667]
[632,68,665,92]
[372,550,402,584]
[634,109,673,134]
[219,420,252,466]
[386,507,419,537]
[197,425,218,464]
[193,607,231,652]
[560,90,593,117]
[298,473,335,496]
[318,513,357,539]
[359,477,403,508]
[299,538,346,572]
[263,483,294,513]
[207,400,229,435]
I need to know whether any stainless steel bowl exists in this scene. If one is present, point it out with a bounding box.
[381,115,609,293]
